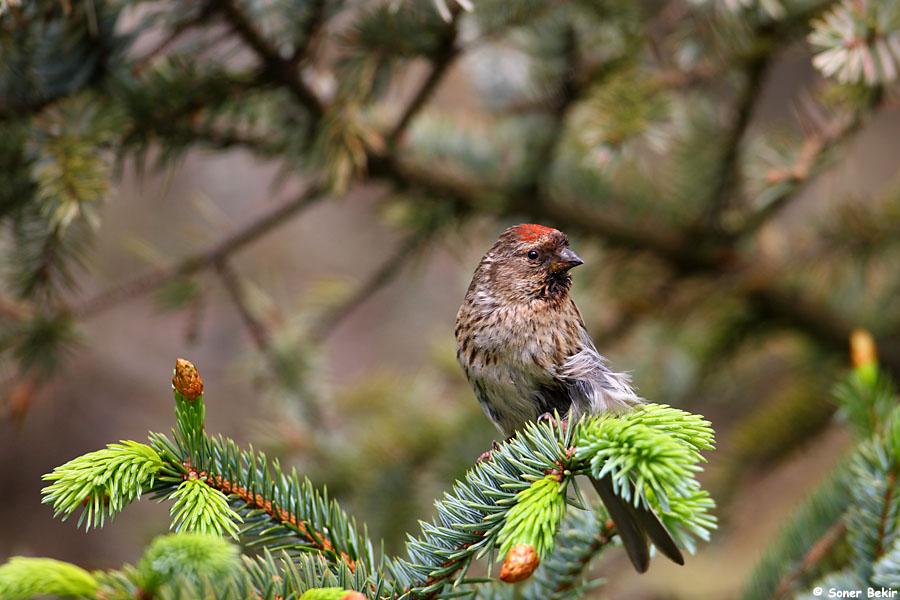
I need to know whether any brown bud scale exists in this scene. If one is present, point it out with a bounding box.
[499,543,540,583]
[173,358,204,401]
[851,329,877,369]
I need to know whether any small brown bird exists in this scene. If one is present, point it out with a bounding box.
[455,223,683,573]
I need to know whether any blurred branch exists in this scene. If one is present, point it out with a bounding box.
[309,232,429,342]
[370,155,900,379]
[0,292,32,320]
[702,48,773,234]
[215,0,324,122]
[213,258,271,351]
[654,60,722,89]
[771,520,847,600]
[74,185,325,318]
[130,5,217,75]
[736,94,884,238]
[214,258,325,427]
[386,12,460,147]
[289,0,327,64]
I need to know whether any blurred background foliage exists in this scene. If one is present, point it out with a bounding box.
[1,0,900,597]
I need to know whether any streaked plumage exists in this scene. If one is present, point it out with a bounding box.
[455,223,683,573]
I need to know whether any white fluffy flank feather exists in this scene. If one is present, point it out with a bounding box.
[560,348,643,416]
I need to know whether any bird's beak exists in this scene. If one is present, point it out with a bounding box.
[550,247,584,273]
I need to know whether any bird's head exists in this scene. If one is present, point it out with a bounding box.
[474,224,583,304]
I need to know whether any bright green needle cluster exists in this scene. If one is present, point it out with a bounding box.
[0,557,97,600]
[168,478,243,538]
[498,475,567,558]
[41,440,164,530]
[137,532,240,594]
[575,404,715,513]
[299,588,353,600]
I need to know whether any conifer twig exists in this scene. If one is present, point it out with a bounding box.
[737,96,883,237]
[290,0,327,65]
[771,520,847,600]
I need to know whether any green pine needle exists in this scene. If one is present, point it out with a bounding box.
[847,427,900,582]
[167,478,243,539]
[41,440,164,530]
[299,588,351,600]
[873,536,900,588]
[575,403,714,512]
[655,489,718,553]
[0,557,97,600]
[833,365,899,439]
[137,532,240,593]
[497,476,567,558]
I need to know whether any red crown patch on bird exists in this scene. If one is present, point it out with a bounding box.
[514,224,557,242]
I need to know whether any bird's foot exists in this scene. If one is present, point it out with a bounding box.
[476,440,503,464]
[537,412,556,426]
[537,412,568,436]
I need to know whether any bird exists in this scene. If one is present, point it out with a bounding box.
[454,223,683,573]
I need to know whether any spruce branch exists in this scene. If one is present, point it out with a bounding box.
[742,459,854,600]
[846,422,900,582]
[290,0,328,65]
[497,476,567,558]
[809,0,900,85]
[144,430,372,575]
[136,532,240,595]
[519,507,613,599]
[745,350,900,600]
[833,363,898,439]
[32,358,716,598]
[201,468,360,571]
[873,535,900,588]
[129,4,218,75]
[771,521,848,600]
[390,407,715,597]
[173,358,207,463]
[575,405,714,512]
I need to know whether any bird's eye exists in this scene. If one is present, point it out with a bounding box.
[527,250,539,260]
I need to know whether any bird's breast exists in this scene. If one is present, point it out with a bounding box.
[456,295,583,435]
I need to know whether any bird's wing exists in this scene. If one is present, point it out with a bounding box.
[558,348,644,416]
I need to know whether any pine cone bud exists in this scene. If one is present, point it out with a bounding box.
[341,593,367,600]
[499,543,540,583]
[850,329,877,369]
[173,358,203,401]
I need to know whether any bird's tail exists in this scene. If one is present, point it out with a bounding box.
[590,474,684,573]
